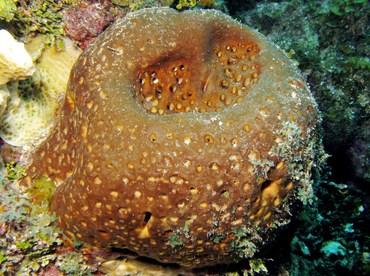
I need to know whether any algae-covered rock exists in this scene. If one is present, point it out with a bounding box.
[237,0,369,186]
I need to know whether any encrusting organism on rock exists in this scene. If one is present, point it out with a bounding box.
[23,7,321,268]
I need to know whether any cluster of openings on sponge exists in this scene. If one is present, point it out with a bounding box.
[247,174,295,226]
[134,40,261,115]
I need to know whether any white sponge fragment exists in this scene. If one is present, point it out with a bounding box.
[0,29,35,85]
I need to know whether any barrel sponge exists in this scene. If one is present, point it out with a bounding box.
[24,8,320,268]
[0,36,82,146]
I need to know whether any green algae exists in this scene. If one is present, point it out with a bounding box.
[0,166,98,274]
[5,161,26,181]
[27,177,56,213]
[0,0,16,22]
[0,0,66,45]
[176,0,197,9]
[168,233,184,248]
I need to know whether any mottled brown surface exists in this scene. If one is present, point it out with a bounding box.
[24,8,319,267]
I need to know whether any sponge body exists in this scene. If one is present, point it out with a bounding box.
[25,8,319,267]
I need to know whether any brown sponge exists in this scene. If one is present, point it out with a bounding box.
[24,7,319,267]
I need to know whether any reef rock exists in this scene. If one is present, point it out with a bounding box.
[24,8,321,268]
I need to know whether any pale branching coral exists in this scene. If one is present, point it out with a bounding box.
[0,36,81,146]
